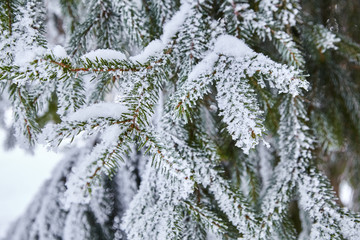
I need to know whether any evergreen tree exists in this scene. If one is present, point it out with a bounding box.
[1,0,360,239]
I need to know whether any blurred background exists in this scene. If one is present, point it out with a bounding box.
[0,129,61,238]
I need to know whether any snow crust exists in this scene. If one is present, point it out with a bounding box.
[161,3,191,44]
[65,103,129,122]
[130,40,165,64]
[213,35,255,58]
[82,49,127,61]
[187,52,218,81]
[52,45,67,58]
[129,2,193,64]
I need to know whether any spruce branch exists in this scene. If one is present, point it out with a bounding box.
[183,200,238,238]
[49,59,141,73]
[270,29,305,68]
[1,0,360,239]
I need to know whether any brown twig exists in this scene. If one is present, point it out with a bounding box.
[48,50,167,73]
[49,60,139,73]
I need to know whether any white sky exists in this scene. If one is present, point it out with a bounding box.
[0,129,61,238]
